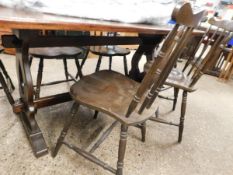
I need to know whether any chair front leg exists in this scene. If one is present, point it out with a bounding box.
[116,124,128,175]
[53,103,80,157]
[178,90,187,143]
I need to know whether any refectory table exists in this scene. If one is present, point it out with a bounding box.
[0,6,203,157]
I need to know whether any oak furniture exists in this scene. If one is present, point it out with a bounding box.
[150,17,233,142]
[53,3,206,174]
[29,46,83,99]
[219,46,233,81]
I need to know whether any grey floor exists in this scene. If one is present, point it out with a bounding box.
[0,52,233,175]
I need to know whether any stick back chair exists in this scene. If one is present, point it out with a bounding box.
[53,3,206,175]
[219,46,233,81]
[151,17,233,142]
[90,32,130,76]
[0,46,15,105]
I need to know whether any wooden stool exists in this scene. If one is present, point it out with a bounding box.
[90,32,130,76]
[29,46,84,99]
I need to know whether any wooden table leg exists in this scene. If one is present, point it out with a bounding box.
[129,35,164,82]
[14,30,48,157]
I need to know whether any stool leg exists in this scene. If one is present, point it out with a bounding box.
[109,56,112,70]
[63,58,69,80]
[95,55,102,72]
[35,58,44,99]
[75,58,83,79]
[0,60,15,91]
[53,103,79,157]
[178,91,187,143]
[29,56,33,67]
[93,110,99,119]
[173,87,179,111]
[123,56,128,76]
[116,124,128,175]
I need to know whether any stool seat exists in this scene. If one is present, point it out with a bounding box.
[29,47,82,58]
[90,46,130,57]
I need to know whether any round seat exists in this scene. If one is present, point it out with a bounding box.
[29,47,82,58]
[90,46,130,57]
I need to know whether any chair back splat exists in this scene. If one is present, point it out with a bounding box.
[126,3,206,117]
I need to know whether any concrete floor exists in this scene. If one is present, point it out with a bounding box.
[0,52,233,175]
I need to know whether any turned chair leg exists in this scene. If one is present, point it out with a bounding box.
[35,58,44,99]
[63,58,69,80]
[178,91,187,143]
[0,59,15,91]
[173,87,179,111]
[75,58,83,79]
[53,103,80,157]
[123,56,128,76]
[95,55,102,72]
[109,56,112,70]
[116,124,128,175]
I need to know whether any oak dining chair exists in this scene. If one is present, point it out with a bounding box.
[0,46,15,105]
[150,17,233,142]
[53,3,206,175]
[219,46,233,81]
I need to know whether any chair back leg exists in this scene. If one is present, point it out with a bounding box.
[178,90,187,143]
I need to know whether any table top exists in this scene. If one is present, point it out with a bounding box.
[0,6,173,35]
